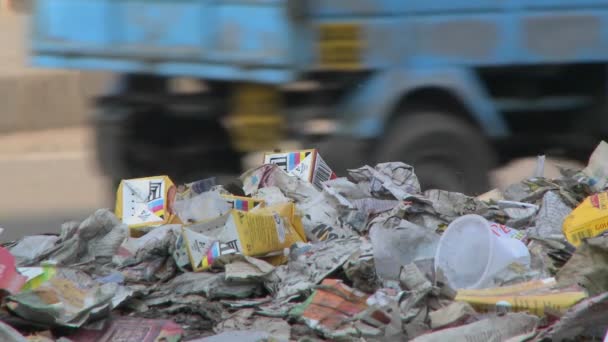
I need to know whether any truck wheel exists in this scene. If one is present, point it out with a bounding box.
[376,111,495,195]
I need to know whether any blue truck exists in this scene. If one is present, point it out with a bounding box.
[30,0,608,194]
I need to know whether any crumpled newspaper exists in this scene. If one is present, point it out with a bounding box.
[241,164,319,203]
[556,234,608,295]
[531,191,572,238]
[537,291,608,341]
[41,209,128,269]
[343,239,380,293]
[144,272,263,306]
[9,235,59,267]
[264,237,362,298]
[412,313,539,342]
[213,308,290,342]
[348,162,421,200]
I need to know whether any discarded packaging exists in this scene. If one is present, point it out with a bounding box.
[455,278,587,316]
[217,203,306,259]
[289,279,394,339]
[6,142,608,341]
[435,214,531,289]
[562,192,608,246]
[6,268,131,328]
[264,149,336,190]
[0,247,27,295]
[115,176,178,235]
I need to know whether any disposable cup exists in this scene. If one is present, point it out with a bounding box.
[435,214,530,289]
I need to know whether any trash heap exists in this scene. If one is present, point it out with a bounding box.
[1,147,608,341]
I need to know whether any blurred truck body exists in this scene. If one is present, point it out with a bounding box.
[29,0,608,194]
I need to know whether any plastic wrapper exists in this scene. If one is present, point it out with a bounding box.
[370,217,439,282]
[455,278,587,317]
[115,176,179,235]
[6,268,132,328]
[19,264,56,291]
[173,190,232,225]
[348,162,421,199]
[412,313,539,342]
[578,140,608,191]
[264,149,337,190]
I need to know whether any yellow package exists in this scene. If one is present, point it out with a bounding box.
[181,227,218,272]
[115,176,180,236]
[563,192,608,246]
[455,279,587,317]
[219,203,307,258]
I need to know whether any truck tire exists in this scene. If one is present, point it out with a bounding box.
[376,111,495,195]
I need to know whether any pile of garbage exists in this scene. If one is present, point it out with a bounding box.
[1,147,608,341]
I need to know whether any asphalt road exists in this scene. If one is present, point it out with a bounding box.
[0,127,110,242]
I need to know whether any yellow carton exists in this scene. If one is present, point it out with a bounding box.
[218,202,307,258]
[115,176,180,236]
[563,192,608,246]
[181,228,218,272]
[455,278,587,317]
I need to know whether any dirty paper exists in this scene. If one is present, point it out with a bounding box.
[412,313,539,342]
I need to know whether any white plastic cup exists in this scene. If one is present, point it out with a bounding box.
[435,214,531,290]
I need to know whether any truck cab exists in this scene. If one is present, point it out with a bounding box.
[31,0,608,194]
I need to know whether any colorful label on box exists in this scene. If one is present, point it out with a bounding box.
[563,192,608,246]
[115,176,177,229]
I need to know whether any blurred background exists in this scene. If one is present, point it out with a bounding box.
[1,1,596,241]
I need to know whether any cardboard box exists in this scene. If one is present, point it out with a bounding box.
[264,149,336,190]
